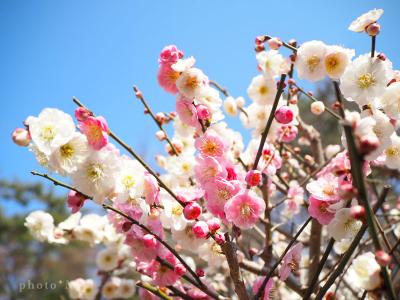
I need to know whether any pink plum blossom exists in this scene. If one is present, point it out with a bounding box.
[158,45,184,65]
[224,190,265,229]
[279,243,303,281]
[306,173,340,202]
[157,64,180,94]
[67,190,88,213]
[276,124,298,143]
[195,132,226,158]
[252,277,275,300]
[78,116,109,150]
[176,96,199,127]
[194,156,227,185]
[308,196,336,225]
[143,173,160,205]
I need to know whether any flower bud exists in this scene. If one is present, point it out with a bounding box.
[366,22,381,36]
[359,135,380,155]
[377,53,386,61]
[196,104,211,120]
[196,268,205,277]
[74,107,92,122]
[214,233,225,245]
[267,37,283,50]
[275,106,294,124]
[255,36,266,45]
[207,219,221,232]
[192,221,209,238]
[174,263,187,276]
[245,170,262,187]
[155,112,166,124]
[12,128,31,146]
[122,221,132,232]
[255,43,265,52]
[67,190,87,213]
[142,234,157,248]
[375,250,391,266]
[311,101,325,115]
[155,130,166,141]
[236,96,246,108]
[183,202,202,220]
[350,205,365,221]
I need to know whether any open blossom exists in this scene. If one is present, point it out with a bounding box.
[223,96,238,116]
[340,53,393,107]
[384,134,400,169]
[175,96,198,127]
[78,115,109,150]
[115,158,145,203]
[279,243,303,281]
[194,155,227,185]
[327,208,362,241]
[306,173,340,202]
[157,64,180,94]
[379,81,400,120]
[24,210,55,242]
[176,67,208,99]
[49,132,89,176]
[68,278,98,300]
[296,40,327,82]
[224,190,265,229]
[195,131,226,158]
[256,50,287,77]
[159,45,184,65]
[26,108,76,155]
[308,196,337,225]
[96,246,119,271]
[347,252,382,290]
[247,74,277,105]
[324,45,355,79]
[348,9,384,32]
[252,277,275,300]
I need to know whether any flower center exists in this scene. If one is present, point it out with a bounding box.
[385,146,400,158]
[217,188,231,202]
[60,143,74,158]
[325,56,339,71]
[201,141,218,156]
[184,75,199,90]
[122,175,136,189]
[87,163,104,182]
[41,125,56,142]
[322,185,335,196]
[240,203,252,217]
[357,73,376,89]
[258,85,268,95]
[172,205,183,216]
[307,55,321,71]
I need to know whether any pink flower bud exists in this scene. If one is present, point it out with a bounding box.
[67,190,87,213]
[174,263,187,276]
[377,53,386,61]
[183,202,202,220]
[155,130,166,141]
[122,221,132,232]
[74,107,92,122]
[311,101,325,115]
[366,22,381,36]
[255,36,266,45]
[196,268,205,277]
[207,219,220,232]
[192,221,209,239]
[196,104,211,120]
[375,250,391,266]
[267,37,283,50]
[142,234,157,248]
[277,125,298,143]
[255,43,265,52]
[245,170,262,187]
[359,136,380,155]
[12,128,31,146]
[155,112,166,124]
[339,183,357,200]
[249,247,259,256]
[275,106,294,124]
[350,205,365,221]
[159,45,184,65]
[214,233,225,245]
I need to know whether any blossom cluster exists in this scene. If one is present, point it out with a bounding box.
[13,8,400,300]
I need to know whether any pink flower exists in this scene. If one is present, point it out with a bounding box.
[150,252,180,287]
[279,243,303,281]
[108,202,144,232]
[176,96,199,127]
[224,190,265,229]
[183,202,202,220]
[276,124,298,143]
[196,104,211,120]
[195,132,226,158]
[204,179,241,219]
[125,233,160,262]
[74,107,92,122]
[78,116,109,150]
[308,196,336,225]
[12,128,31,147]
[194,156,227,185]
[67,190,88,213]
[258,145,282,176]
[275,106,294,124]
[252,277,274,300]
[245,170,262,186]
[306,173,340,202]
[158,45,184,65]
[144,173,160,205]
[157,64,180,94]
[192,221,209,238]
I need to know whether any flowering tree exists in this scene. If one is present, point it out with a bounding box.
[12,8,400,300]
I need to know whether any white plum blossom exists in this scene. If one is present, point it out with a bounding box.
[247,74,277,105]
[384,134,400,169]
[73,213,106,245]
[114,158,145,203]
[223,96,238,117]
[327,208,362,241]
[379,82,400,120]
[24,210,55,242]
[26,108,76,155]
[68,278,98,300]
[324,45,355,79]
[96,247,120,271]
[340,54,393,107]
[176,67,208,99]
[347,252,382,290]
[256,50,288,77]
[160,194,188,231]
[348,9,384,32]
[296,40,327,82]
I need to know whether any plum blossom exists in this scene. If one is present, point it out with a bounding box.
[24,210,55,242]
[327,208,363,241]
[247,74,277,105]
[296,40,327,82]
[308,196,337,225]
[78,115,109,150]
[195,131,226,158]
[347,252,382,290]
[348,9,384,32]
[279,243,303,281]
[252,277,275,300]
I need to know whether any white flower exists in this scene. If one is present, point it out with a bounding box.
[171,224,206,250]
[296,40,327,82]
[240,103,272,133]
[333,239,352,255]
[117,278,135,299]
[347,252,382,290]
[324,45,355,79]
[176,68,208,99]
[325,144,341,159]
[49,133,89,176]
[340,54,393,107]
[247,74,277,105]
[73,214,105,245]
[348,9,384,32]
[196,87,222,111]
[172,56,196,72]
[223,96,238,117]
[384,134,400,169]
[379,82,400,120]
[71,148,120,204]
[114,158,144,203]
[160,194,188,231]
[96,247,119,271]
[327,208,362,241]
[102,277,120,299]
[256,50,288,77]
[27,108,76,155]
[24,210,54,242]
[68,278,98,300]
[29,144,50,168]
[58,212,81,231]
[164,154,195,180]
[198,240,227,270]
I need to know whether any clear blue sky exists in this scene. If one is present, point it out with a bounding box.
[1,0,399,214]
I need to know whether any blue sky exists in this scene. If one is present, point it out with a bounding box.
[1,0,399,214]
